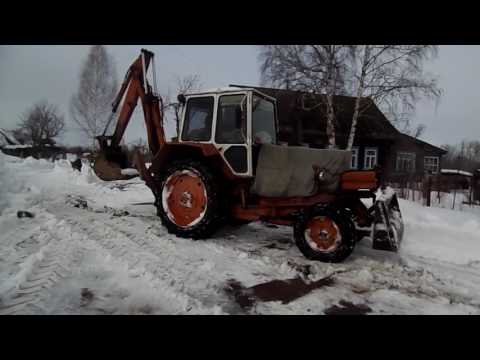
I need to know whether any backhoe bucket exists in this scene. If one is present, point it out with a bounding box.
[92,136,137,181]
[371,187,404,252]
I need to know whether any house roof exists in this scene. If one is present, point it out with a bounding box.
[0,128,19,147]
[399,133,447,155]
[229,84,399,143]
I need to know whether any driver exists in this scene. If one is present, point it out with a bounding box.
[254,131,273,145]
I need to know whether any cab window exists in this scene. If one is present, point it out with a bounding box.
[215,94,246,144]
[182,97,214,142]
[252,95,276,144]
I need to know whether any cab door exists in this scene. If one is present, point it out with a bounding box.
[213,92,252,176]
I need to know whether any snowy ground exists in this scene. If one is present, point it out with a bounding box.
[1,153,480,315]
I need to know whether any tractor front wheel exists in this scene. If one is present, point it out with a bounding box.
[294,206,356,263]
[156,159,223,239]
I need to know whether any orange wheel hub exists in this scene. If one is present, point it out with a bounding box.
[162,170,207,228]
[304,216,341,252]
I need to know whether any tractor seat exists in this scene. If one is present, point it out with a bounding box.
[251,144,352,197]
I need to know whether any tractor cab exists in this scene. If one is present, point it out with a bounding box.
[178,87,368,197]
[178,87,278,177]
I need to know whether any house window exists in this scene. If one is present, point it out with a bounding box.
[364,147,378,169]
[350,147,359,169]
[396,152,416,173]
[424,156,439,174]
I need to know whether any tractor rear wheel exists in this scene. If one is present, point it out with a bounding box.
[294,206,356,263]
[156,159,223,239]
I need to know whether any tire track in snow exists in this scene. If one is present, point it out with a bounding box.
[59,199,480,314]
[21,193,480,315]
[55,211,221,314]
[0,220,84,315]
[50,201,312,314]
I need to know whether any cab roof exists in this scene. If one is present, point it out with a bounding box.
[184,87,276,102]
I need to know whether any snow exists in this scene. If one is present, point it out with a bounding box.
[186,86,243,95]
[376,186,397,202]
[1,152,480,314]
[441,169,473,177]
[3,144,32,149]
[121,168,139,176]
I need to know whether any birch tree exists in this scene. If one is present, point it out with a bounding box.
[346,45,441,149]
[70,45,118,149]
[259,45,353,148]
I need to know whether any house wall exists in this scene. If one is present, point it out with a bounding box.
[474,171,480,202]
[385,135,445,182]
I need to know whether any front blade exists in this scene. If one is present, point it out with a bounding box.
[372,188,404,252]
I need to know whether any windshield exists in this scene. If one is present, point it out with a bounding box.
[181,97,214,141]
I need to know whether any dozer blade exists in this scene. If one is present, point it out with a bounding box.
[371,187,404,252]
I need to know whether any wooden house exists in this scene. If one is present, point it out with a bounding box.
[230,85,447,182]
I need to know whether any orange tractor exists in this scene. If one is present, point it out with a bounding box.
[93,49,404,263]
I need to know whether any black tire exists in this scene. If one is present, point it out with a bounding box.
[227,218,252,227]
[156,159,223,239]
[294,205,356,263]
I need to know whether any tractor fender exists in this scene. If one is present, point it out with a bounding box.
[149,142,237,182]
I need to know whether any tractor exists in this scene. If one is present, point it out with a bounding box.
[93,49,404,263]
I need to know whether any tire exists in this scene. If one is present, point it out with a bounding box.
[294,205,356,263]
[156,159,223,239]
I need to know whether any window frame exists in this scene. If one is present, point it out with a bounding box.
[424,156,439,174]
[396,151,416,173]
[350,146,359,169]
[180,95,215,142]
[363,147,378,170]
[214,94,248,145]
[251,93,278,145]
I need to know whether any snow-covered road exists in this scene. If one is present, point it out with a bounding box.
[1,153,479,314]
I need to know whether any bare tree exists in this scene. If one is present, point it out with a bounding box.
[16,101,65,147]
[259,45,354,148]
[402,123,426,139]
[346,45,442,149]
[441,140,480,172]
[70,45,118,149]
[163,74,202,137]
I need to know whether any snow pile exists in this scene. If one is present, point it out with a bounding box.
[0,153,28,214]
[3,144,32,149]
[121,168,139,176]
[400,199,480,265]
[441,169,473,177]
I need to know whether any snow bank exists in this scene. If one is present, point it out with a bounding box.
[121,168,139,176]
[400,199,480,265]
[441,169,473,177]
[0,153,28,214]
[4,144,32,149]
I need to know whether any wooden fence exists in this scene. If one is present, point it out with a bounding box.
[388,173,478,210]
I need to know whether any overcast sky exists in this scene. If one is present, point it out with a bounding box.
[0,45,479,147]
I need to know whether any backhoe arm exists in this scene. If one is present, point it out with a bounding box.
[98,48,166,156]
[93,49,166,181]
